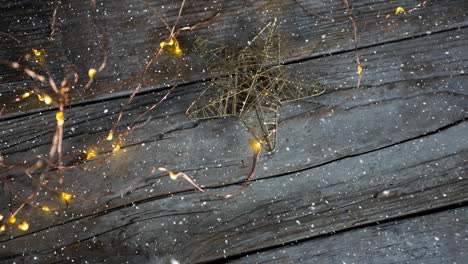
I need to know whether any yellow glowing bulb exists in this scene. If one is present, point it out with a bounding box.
[21,91,31,99]
[0,214,3,221]
[173,46,183,56]
[38,94,53,105]
[169,171,179,180]
[112,142,121,153]
[61,192,72,201]
[41,206,50,212]
[0,225,5,232]
[168,38,174,46]
[86,148,97,160]
[44,95,52,105]
[88,68,97,78]
[106,132,113,141]
[160,41,166,49]
[8,215,16,224]
[357,64,363,76]
[18,221,29,231]
[56,111,65,126]
[32,48,42,56]
[251,140,262,151]
[395,7,405,14]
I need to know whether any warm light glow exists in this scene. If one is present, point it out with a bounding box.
[61,192,72,201]
[88,68,97,78]
[160,38,183,56]
[86,148,97,160]
[18,221,29,231]
[21,91,32,99]
[395,7,405,14]
[112,142,121,153]
[167,38,174,46]
[106,132,113,141]
[44,95,52,105]
[8,215,16,224]
[41,206,50,212]
[56,111,65,126]
[0,214,3,221]
[173,46,183,56]
[38,94,53,105]
[32,48,42,56]
[0,225,5,232]
[251,140,262,152]
[357,64,363,76]
[169,171,179,180]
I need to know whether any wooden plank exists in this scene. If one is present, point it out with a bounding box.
[0,114,466,263]
[0,26,467,262]
[0,22,466,211]
[1,0,467,113]
[228,207,468,264]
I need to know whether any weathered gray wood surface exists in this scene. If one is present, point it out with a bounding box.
[1,0,468,111]
[229,207,468,264]
[0,0,467,263]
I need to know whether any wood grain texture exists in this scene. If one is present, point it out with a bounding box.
[1,0,467,113]
[229,207,468,264]
[0,0,467,263]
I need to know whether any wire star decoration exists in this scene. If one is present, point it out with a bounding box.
[186,19,325,151]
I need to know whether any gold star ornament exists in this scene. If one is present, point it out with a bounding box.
[186,19,325,151]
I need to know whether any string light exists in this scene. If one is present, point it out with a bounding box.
[88,68,97,78]
[61,192,72,201]
[167,38,174,46]
[160,37,174,48]
[31,48,46,63]
[37,94,53,105]
[112,141,121,153]
[32,48,42,56]
[1,0,267,221]
[106,131,113,141]
[56,111,65,126]
[160,37,183,56]
[169,171,179,180]
[251,140,263,152]
[0,0,434,229]
[173,46,183,56]
[21,91,32,99]
[18,221,29,231]
[395,7,406,14]
[85,148,98,160]
[8,215,16,224]
[44,95,52,105]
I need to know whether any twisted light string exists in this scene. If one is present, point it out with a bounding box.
[293,0,433,25]
[280,0,434,127]
[48,1,61,43]
[0,0,433,232]
[83,0,109,90]
[158,146,262,199]
[0,0,261,231]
